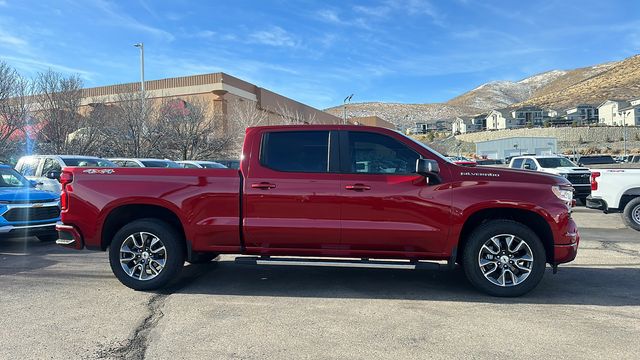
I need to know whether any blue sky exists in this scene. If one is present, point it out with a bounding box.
[1,0,639,109]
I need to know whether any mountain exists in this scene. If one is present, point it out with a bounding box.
[446,70,567,109]
[324,54,640,127]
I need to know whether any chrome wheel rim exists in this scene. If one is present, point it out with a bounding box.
[632,204,640,225]
[478,234,533,287]
[120,232,167,281]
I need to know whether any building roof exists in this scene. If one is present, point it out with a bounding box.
[597,99,630,108]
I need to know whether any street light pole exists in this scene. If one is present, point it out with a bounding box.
[133,43,145,95]
[343,94,353,124]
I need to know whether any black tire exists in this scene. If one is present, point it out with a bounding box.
[463,220,546,297]
[187,252,219,264]
[622,197,640,231]
[37,233,58,242]
[109,219,185,291]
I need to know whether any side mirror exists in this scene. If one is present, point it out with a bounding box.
[46,171,61,181]
[416,158,440,176]
[523,163,531,170]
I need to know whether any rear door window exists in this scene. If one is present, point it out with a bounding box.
[261,131,330,173]
[511,158,524,168]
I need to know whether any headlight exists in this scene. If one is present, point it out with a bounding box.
[552,185,573,203]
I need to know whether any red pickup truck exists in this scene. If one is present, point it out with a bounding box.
[56,125,579,296]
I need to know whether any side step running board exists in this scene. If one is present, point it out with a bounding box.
[234,256,447,270]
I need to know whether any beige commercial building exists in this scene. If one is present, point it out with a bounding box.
[79,72,341,130]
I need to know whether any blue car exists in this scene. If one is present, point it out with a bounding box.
[0,164,60,242]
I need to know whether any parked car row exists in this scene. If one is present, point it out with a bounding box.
[13,155,240,193]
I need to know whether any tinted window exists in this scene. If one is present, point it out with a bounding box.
[17,157,40,176]
[181,163,198,168]
[261,131,329,173]
[201,163,226,169]
[348,132,420,174]
[511,158,524,168]
[140,160,180,168]
[523,159,538,170]
[537,157,576,168]
[63,158,117,167]
[123,161,141,167]
[42,158,62,174]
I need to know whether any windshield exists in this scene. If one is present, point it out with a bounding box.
[141,160,181,168]
[64,158,117,167]
[537,157,577,168]
[402,132,453,163]
[0,168,29,188]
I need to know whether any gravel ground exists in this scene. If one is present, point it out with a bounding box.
[1,207,639,359]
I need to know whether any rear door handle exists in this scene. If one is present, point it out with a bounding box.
[251,182,276,190]
[345,183,371,191]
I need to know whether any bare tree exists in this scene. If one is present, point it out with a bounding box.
[32,69,84,154]
[101,91,160,158]
[156,98,232,160]
[276,102,317,125]
[227,98,269,152]
[0,61,29,158]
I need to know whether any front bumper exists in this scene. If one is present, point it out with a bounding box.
[0,222,57,237]
[55,222,84,249]
[554,218,580,264]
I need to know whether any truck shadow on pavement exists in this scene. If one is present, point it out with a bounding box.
[174,260,640,306]
[0,237,61,276]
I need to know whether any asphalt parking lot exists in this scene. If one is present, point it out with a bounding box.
[1,207,639,359]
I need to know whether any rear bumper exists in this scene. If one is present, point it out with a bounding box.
[586,196,608,211]
[55,223,84,249]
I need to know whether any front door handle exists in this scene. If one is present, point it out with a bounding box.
[345,183,371,191]
[251,182,276,190]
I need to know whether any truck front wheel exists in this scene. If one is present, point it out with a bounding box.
[622,197,640,231]
[463,220,546,297]
[108,219,185,291]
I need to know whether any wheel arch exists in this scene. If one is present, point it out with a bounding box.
[101,204,187,251]
[457,207,554,264]
[620,187,640,210]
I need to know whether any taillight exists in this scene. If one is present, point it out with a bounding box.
[591,172,600,191]
[60,171,73,210]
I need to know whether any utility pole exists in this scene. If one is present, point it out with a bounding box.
[134,43,145,115]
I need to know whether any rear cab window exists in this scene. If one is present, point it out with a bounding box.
[260,131,331,173]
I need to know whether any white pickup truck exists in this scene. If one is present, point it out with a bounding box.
[508,155,592,203]
[587,169,640,231]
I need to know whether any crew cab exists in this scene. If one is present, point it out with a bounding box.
[587,169,640,231]
[509,155,592,203]
[56,125,579,297]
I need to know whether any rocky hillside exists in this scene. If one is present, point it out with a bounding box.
[324,102,481,129]
[324,54,640,126]
[517,56,640,109]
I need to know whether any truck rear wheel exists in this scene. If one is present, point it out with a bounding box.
[622,197,640,231]
[463,220,546,297]
[108,219,185,291]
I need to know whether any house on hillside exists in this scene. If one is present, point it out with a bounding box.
[485,109,520,130]
[565,105,598,124]
[452,115,485,134]
[618,99,640,126]
[512,106,545,127]
[598,100,630,125]
[412,121,448,134]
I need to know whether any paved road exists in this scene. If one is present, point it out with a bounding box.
[1,208,639,359]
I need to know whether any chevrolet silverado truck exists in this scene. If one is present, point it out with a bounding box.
[587,169,640,231]
[56,125,579,297]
